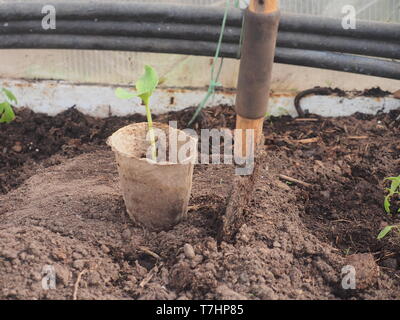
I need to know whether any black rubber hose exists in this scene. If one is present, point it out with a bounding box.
[1,21,399,59]
[0,20,242,43]
[277,32,400,60]
[0,2,243,26]
[1,2,399,42]
[280,13,400,42]
[0,34,240,58]
[275,48,400,80]
[0,34,399,80]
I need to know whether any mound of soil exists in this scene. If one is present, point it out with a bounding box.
[0,105,399,300]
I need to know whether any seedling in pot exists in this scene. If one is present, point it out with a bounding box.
[115,65,159,161]
[0,88,17,123]
[377,175,400,239]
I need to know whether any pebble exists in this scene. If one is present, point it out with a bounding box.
[54,265,70,286]
[11,142,22,153]
[27,244,41,256]
[87,271,101,286]
[183,244,196,260]
[239,272,249,283]
[30,272,42,281]
[52,248,67,261]
[19,252,27,261]
[101,244,110,254]
[320,190,330,199]
[273,241,281,248]
[73,260,85,270]
[122,229,132,240]
[238,233,249,243]
[72,252,83,260]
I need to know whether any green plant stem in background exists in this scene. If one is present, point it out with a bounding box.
[188,0,235,126]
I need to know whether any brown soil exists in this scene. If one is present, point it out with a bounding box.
[0,105,399,300]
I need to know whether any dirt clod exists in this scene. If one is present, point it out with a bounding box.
[216,285,248,300]
[345,254,379,290]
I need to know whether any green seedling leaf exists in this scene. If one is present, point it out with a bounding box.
[385,177,400,194]
[135,65,159,97]
[377,225,394,240]
[115,88,136,100]
[2,88,17,104]
[384,195,391,214]
[115,65,159,106]
[383,176,400,214]
[0,101,15,123]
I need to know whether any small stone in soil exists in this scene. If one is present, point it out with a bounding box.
[55,265,70,286]
[273,241,281,248]
[101,244,110,254]
[87,271,101,286]
[122,229,131,240]
[11,142,22,153]
[183,244,195,260]
[73,260,86,270]
[72,252,83,260]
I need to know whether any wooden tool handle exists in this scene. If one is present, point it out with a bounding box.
[249,0,279,13]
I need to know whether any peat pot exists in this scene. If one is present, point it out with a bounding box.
[107,122,197,231]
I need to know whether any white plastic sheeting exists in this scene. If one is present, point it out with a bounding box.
[2,78,399,118]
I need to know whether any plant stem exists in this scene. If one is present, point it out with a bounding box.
[145,102,157,161]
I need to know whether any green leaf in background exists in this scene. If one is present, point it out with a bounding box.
[0,101,15,123]
[2,88,17,104]
[115,88,136,100]
[377,225,394,240]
